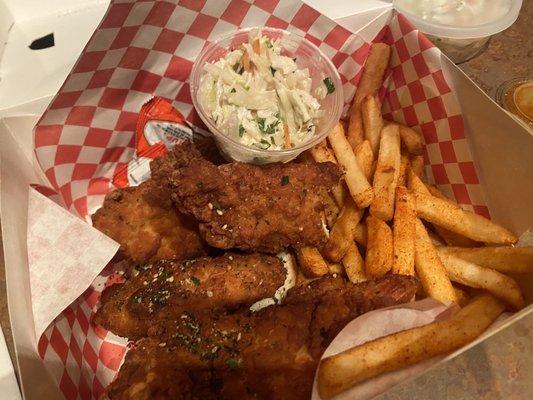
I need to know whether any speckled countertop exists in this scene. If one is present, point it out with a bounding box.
[0,2,532,399]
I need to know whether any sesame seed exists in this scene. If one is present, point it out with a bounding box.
[222,224,228,230]
[229,256,234,261]
[143,281,148,286]
[237,332,242,341]
[216,209,224,215]
[159,342,166,347]
[208,203,213,210]
[298,226,304,231]
[166,276,174,283]
[206,290,213,298]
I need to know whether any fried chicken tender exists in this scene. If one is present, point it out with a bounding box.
[150,142,342,253]
[103,275,418,400]
[94,253,286,340]
[92,180,205,264]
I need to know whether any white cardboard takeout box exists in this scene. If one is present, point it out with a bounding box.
[1,1,532,399]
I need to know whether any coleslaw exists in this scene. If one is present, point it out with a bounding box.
[198,33,335,150]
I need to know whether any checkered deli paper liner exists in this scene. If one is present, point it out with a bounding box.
[31,1,489,399]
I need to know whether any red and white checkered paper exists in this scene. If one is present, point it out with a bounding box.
[33,1,488,399]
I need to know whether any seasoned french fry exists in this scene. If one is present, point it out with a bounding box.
[354,43,391,105]
[453,285,470,307]
[392,187,416,275]
[437,246,533,274]
[361,95,383,155]
[425,185,479,247]
[414,218,457,303]
[354,222,367,247]
[310,140,337,164]
[296,247,329,278]
[410,155,425,179]
[370,124,401,221]
[406,167,428,195]
[354,140,374,181]
[398,155,409,186]
[398,124,424,155]
[317,294,505,399]
[342,242,366,283]
[310,140,346,206]
[347,43,391,149]
[347,108,365,149]
[439,252,525,309]
[414,191,518,244]
[328,123,374,208]
[323,199,364,262]
[365,215,393,277]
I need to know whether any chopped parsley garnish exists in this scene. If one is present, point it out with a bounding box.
[265,39,273,49]
[270,136,275,145]
[226,358,240,370]
[230,88,236,93]
[270,66,276,76]
[281,175,289,186]
[150,289,170,306]
[257,117,280,135]
[239,124,245,137]
[323,77,335,94]
[190,276,201,286]
[254,139,271,149]
[292,57,297,62]
[243,323,252,333]
[233,62,244,74]
[196,181,204,189]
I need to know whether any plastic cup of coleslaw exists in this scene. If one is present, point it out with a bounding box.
[190,27,344,164]
[393,0,523,64]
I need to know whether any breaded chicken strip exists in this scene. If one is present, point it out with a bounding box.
[92,180,205,264]
[94,253,286,339]
[103,275,418,400]
[150,142,342,253]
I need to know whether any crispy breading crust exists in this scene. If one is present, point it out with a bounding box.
[151,142,342,253]
[92,180,206,264]
[94,253,286,340]
[104,275,418,400]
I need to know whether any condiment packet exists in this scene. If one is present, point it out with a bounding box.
[112,97,196,188]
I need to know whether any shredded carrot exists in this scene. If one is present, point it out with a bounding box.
[283,124,292,149]
[252,38,261,54]
[242,51,251,72]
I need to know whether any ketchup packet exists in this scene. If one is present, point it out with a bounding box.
[112,97,198,188]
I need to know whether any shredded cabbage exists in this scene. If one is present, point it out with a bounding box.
[199,33,334,150]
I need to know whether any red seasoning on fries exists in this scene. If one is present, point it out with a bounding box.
[370,123,401,221]
[318,294,505,399]
[329,123,374,208]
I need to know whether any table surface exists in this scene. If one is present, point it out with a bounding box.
[1,2,532,399]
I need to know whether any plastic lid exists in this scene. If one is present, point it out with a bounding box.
[393,0,523,39]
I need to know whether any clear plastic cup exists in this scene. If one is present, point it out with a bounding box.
[393,0,523,63]
[190,27,344,164]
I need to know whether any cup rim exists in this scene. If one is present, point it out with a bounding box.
[190,26,343,156]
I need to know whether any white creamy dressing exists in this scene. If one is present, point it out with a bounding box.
[199,33,334,150]
[249,251,297,312]
[394,0,512,26]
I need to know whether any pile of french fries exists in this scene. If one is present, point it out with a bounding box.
[295,43,532,398]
